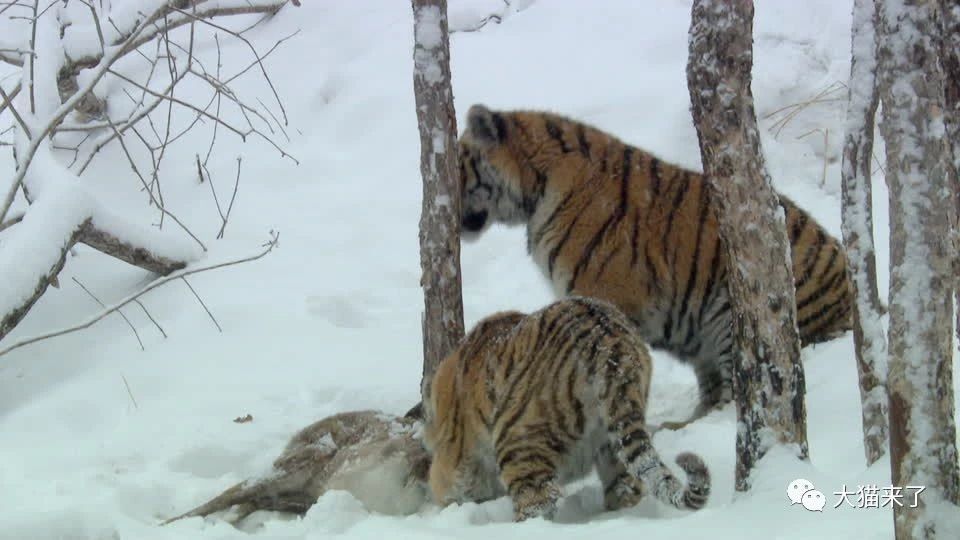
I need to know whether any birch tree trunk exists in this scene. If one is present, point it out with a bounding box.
[876,0,960,537]
[686,0,809,492]
[840,0,889,467]
[411,0,465,395]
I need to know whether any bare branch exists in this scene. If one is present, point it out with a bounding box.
[218,157,241,239]
[0,83,31,138]
[63,1,289,79]
[102,116,207,251]
[133,298,166,338]
[0,231,279,357]
[181,276,221,332]
[1,2,176,222]
[168,4,289,126]
[27,0,37,114]
[106,68,247,139]
[121,373,139,409]
[72,71,187,173]
[0,210,24,232]
[78,0,105,54]
[0,80,21,118]
[72,275,144,350]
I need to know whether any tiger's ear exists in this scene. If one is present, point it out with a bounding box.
[466,104,505,146]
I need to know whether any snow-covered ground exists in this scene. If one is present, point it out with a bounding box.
[1,1,957,539]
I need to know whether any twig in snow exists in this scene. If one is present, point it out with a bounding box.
[121,373,139,409]
[0,231,279,357]
[218,157,241,239]
[133,298,166,339]
[72,276,144,351]
[107,68,248,140]
[103,116,206,251]
[762,81,847,138]
[77,0,105,55]
[27,0,37,114]
[199,155,224,218]
[168,5,289,126]
[0,83,31,138]
[181,276,221,332]
[204,33,224,166]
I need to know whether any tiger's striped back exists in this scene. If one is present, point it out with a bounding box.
[457,104,853,427]
[421,297,711,522]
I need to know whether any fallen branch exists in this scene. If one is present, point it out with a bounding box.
[79,224,190,275]
[0,231,278,357]
[72,275,144,350]
[0,211,23,233]
[0,216,89,341]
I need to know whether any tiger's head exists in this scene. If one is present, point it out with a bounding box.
[458,104,537,241]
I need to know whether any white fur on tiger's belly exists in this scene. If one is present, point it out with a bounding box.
[324,452,429,516]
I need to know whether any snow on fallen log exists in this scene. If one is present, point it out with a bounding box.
[0,147,203,341]
[0,182,95,338]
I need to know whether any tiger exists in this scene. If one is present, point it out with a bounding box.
[456,104,854,430]
[421,296,711,522]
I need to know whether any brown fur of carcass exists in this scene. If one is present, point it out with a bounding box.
[161,410,431,526]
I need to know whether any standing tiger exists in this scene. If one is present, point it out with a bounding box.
[457,104,854,429]
[421,296,711,522]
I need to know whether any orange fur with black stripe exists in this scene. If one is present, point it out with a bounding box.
[457,104,854,428]
[421,297,710,522]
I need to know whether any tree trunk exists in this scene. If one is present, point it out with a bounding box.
[840,0,888,467]
[938,1,960,346]
[876,0,960,537]
[686,0,808,492]
[411,0,465,397]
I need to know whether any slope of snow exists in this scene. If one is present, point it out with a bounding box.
[1,1,957,539]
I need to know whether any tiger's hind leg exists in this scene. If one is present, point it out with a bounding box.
[595,443,644,511]
[494,430,565,521]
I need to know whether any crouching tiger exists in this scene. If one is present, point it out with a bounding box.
[456,104,854,429]
[421,297,711,522]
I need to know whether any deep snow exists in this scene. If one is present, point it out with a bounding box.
[1,1,958,539]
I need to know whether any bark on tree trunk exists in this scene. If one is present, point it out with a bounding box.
[938,0,960,345]
[876,0,960,537]
[840,0,889,467]
[686,0,808,492]
[411,0,465,397]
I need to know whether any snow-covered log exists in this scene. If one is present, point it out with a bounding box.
[686,0,808,492]
[411,0,465,390]
[875,0,960,536]
[840,0,888,467]
[0,145,200,342]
